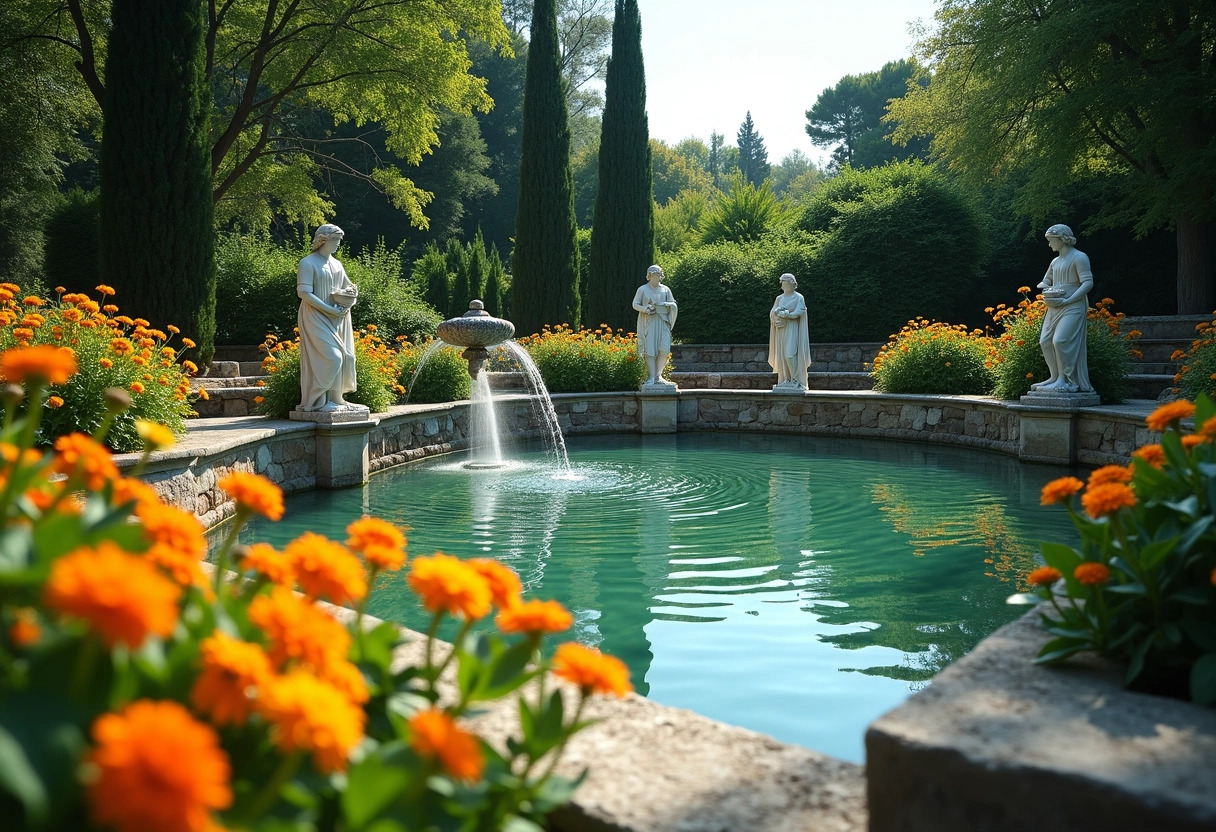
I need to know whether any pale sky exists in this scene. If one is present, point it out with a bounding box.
[636,0,940,166]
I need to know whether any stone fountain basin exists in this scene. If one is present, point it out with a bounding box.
[435,316,515,348]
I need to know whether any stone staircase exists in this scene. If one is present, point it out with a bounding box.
[194,345,267,417]
[669,343,881,391]
[1121,314,1206,400]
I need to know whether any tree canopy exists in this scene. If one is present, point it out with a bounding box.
[736,112,771,187]
[805,59,928,171]
[887,0,1216,313]
[15,0,511,231]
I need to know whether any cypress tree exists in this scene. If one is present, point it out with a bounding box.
[446,238,470,317]
[99,0,215,365]
[586,0,653,331]
[485,244,506,317]
[416,243,450,317]
[737,112,771,187]
[510,0,580,335]
[468,228,489,302]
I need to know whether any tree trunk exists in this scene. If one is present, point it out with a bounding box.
[1176,215,1215,315]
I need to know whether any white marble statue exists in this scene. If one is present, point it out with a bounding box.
[768,273,811,390]
[1030,224,1094,394]
[296,223,362,411]
[632,265,678,386]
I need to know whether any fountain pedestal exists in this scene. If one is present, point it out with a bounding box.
[1012,390,1100,464]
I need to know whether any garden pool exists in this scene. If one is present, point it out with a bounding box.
[237,432,1078,763]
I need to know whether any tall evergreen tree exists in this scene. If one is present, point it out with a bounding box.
[468,228,489,302]
[485,244,506,316]
[586,0,653,330]
[511,0,581,335]
[416,243,450,317]
[708,131,725,190]
[99,0,215,364]
[446,238,471,317]
[736,112,771,187]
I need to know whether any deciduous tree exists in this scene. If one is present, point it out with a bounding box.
[887,0,1216,313]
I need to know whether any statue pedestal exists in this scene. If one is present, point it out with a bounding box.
[638,383,679,433]
[290,407,375,488]
[1013,390,1100,464]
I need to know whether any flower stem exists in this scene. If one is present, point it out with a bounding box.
[211,507,249,594]
[241,751,304,822]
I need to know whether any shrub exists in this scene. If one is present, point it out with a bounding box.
[0,353,629,829]
[796,161,985,342]
[215,234,440,346]
[0,283,198,452]
[989,292,1135,403]
[398,340,471,403]
[1172,315,1216,400]
[666,233,816,344]
[518,324,648,392]
[699,173,787,245]
[870,318,995,395]
[257,329,401,418]
[1016,397,1216,704]
[42,187,99,299]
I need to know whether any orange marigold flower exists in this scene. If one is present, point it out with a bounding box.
[95,284,117,296]
[99,357,113,369]
[1074,562,1112,586]
[553,642,631,697]
[9,608,41,648]
[47,395,64,408]
[22,296,45,306]
[87,700,231,832]
[135,420,176,450]
[409,709,485,781]
[1027,566,1063,587]
[1040,476,1084,506]
[248,587,350,670]
[1198,416,1216,441]
[1182,434,1206,449]
[1081,483,1137,519]
[257,670,365,773]
[496,599,573,635]
[1087,464,1133,488]
[191,632,273,727]
[345,516,407,571]
[182,338,196,349]
[237,543,296,587]
[285,532,366,604]
[1146,400,1195,431]
[110,338,133,355]
[136,502,206,562]
[144,543,210,594]
[408,553,492,620]
[1132,444,1165,469]
[468,558,522,608]
[111,477,162,512]
[44,542,180,649]
[130,382,145,394]
[195,388,209,400]
[52,432,119,491]
[0,344,78,385]
[218,471,284,521]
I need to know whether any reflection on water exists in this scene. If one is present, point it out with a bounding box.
[234,432,1078,762]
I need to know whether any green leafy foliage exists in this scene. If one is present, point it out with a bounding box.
[870,319,994,395]
[699,173,785,245]
[1173,315,1216,401]
[796,161,984,342]
[215,235,440,346]
[667,234,815,344]
[1020,395,1216,704]
[398,342,471,403]
[519,325,647,392]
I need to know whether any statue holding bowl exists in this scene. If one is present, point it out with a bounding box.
[1031,223,1094,394]
[296,223,363,412]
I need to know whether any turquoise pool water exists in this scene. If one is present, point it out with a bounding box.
[237,432,1078,763]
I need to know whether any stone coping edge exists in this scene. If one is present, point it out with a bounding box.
[866,607,1216,831]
